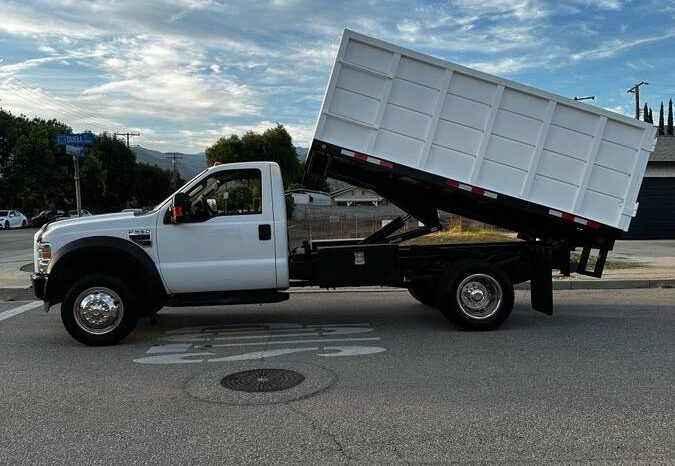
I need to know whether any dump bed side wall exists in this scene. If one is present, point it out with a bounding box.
[313,30,657,231]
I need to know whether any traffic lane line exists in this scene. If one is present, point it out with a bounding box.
[0,301,42,322]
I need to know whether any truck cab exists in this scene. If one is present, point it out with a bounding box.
[32,162,289,345]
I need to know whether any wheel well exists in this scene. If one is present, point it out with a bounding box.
[48,248,165,314]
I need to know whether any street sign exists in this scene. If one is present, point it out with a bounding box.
[65,145,85,157]
[56,133,95,146]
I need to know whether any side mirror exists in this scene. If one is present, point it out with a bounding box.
[170,192,191,223]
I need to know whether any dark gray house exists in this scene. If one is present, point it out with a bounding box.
[625,137,675,239]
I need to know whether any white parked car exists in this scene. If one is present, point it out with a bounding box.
[0,210,28,229]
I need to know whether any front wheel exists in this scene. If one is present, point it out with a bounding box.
[21,220,27,228]
[3,220,8,229]
[437,262,514,330]
[61,273,139,346]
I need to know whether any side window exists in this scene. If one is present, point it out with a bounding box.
[187,169,262,217]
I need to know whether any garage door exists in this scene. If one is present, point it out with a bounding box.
[624,177,675,239]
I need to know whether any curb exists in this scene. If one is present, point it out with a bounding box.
[517,279,675,290]
[2,279,673,302]
[0,287,35,301]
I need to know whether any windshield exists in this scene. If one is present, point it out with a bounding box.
[147,168,210,214]
[0,211,7,217]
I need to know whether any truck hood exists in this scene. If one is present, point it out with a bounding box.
[41,211,158,246]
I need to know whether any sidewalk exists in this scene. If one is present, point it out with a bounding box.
[1,241,674,301]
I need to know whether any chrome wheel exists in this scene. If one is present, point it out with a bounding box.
[456,273,502,320]
[73,287,124,335]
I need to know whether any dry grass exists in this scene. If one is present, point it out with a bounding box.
[570,252,644,270]
[407,226,515,245]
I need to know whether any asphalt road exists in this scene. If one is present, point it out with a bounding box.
[0,226,38,253]
[1,289,673,465]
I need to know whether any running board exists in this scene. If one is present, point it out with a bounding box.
[166,290,289,307]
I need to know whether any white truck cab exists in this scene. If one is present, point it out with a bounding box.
[33,162,289,345]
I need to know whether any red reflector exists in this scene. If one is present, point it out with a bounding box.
[380,160,394,169]
[561,213,575,223]
[172,206,183,218]
[472,187,485,196]
[587,220,600,229]
[354,153,367,162]
[446,179,460,188]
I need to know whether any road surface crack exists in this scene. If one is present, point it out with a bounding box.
[291,407,349,461]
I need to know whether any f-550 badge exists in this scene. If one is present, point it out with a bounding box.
[128,229,152,247]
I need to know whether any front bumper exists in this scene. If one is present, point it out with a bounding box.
[31,273,48,301]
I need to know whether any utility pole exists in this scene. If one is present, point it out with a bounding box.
[113,131,140,147]
[627,82,649,120]
[166,152,183,190]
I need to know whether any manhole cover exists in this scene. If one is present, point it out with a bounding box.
[221,369,305,392]
[184,363,335,405]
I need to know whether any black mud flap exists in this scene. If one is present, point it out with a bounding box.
[530,245,553,315]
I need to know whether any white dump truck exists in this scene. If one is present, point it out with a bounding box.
[32,30,656,345]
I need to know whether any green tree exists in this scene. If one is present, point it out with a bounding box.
[132,162,178,208]
[87,133,136,211]
[79,155,107,211]
[658,102,665,136]
[648,107,653,124]
[643,103,649,122]
[206,124,303,187]
[668,99,673,137]
[0,111,71,211]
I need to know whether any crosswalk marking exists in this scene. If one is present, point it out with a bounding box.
[0,301,42,322]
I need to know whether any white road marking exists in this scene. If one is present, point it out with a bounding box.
[163,326,374,342]
[135,321,387,365]
[204,337,381,348]
[146,343,193,354]
[0,301,41,322]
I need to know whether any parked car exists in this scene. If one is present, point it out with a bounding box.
[0,210,28,229]
[67,209,93,217]
[31,210,67,228]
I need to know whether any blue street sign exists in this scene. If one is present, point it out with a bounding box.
[56,133,95,146]
[65,145,86,157]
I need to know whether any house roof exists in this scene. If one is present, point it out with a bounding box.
[330,185,381,197]
[650,137,675,163]
[285,188,330,195]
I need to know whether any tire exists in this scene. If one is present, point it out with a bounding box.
[21,220,27,228]
[61,273,140,346]
[408,282,437,307]
[3,220,8,230]
[436,261,514,330]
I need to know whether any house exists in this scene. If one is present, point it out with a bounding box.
[331,186,386,206]
[285,188,331,206]
[625,137,675,239]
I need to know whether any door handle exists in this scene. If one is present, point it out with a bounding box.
[258,224,272,241]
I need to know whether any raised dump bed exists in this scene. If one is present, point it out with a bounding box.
[305,30,657,245]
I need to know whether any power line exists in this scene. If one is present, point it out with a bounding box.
[0,72,124,132]
[1,85,111,135]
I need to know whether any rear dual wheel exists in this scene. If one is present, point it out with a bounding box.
[436,262,514,330]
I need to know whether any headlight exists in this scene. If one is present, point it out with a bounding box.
[37,242,51,273]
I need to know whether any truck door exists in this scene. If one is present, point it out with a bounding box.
[155,166,278,293]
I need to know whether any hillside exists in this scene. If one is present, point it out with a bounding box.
[132,146,206,180]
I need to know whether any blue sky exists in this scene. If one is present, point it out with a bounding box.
[1,0,674,153]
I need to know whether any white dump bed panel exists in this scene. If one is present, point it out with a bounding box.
[313,30,657,231]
